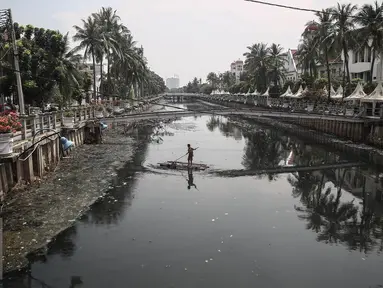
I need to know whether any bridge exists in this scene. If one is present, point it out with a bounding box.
[101,106,375,124]
[161,93,203,102]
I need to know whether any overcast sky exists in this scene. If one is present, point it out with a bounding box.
[3,0,374,85]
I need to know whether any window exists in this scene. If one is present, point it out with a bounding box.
[354,51,358,63]
[367,48,372,62]
[359,51,365,62]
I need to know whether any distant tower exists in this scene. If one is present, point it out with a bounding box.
[166,75,180,90]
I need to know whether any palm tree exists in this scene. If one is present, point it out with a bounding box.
[296,37,320,78]
[206,72,219,88]
[93,7,124,95]
[243,43,270,93]
[220,71,235,90]
[314,9,336,100]
[330,3,358,83]
[72,16,102,99]
[53,32,83,102]
[267,43,286,87]
[354,1,383,83]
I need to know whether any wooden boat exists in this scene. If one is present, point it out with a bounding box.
[158,161,209,171]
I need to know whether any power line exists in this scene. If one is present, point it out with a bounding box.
[244,0,369,19]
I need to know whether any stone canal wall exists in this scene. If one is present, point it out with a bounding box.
[201,98,383,148]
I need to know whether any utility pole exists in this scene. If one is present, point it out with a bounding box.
[2,9,25,115]
[8,9,25,114]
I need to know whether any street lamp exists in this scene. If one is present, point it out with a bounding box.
[0,8,25,115]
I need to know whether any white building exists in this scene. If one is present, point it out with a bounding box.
[166,76,180,90]
[230,59,244,83]
[348,47,383,82]
[283,49,300,82]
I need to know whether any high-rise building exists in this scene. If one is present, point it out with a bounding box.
[230,59,244,83]
[166,75,180,90]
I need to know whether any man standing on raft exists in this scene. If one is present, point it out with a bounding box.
[187,144,197,167]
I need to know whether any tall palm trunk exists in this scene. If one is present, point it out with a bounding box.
[370,49,376,84]
[107,55,111,99]
[342,40,351,82]
[325,48,331,101]
[99,58,103,98]
[92,49,97,100]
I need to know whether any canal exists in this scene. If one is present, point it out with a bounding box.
[5,102,383,288]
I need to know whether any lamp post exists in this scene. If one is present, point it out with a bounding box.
[0,9,25,115]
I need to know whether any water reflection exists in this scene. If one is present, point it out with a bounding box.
[206,116,242,140]
[209,116,383,254]
[187,168,197,190]
[292,166,383,254]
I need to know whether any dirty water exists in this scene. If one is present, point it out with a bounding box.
[3,103,383,288]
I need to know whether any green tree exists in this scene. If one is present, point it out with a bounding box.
[72,16,102,99]
[330,3,358,84]
[354,2,383,83]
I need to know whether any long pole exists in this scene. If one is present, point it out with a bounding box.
[8,9,25,115]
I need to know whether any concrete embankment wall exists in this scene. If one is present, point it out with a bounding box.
[240,115,383,166]
[203,98,383,149]
[0,101,160,200]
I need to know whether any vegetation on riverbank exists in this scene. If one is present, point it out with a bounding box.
[0,7,166,108]
[181,2,383,100]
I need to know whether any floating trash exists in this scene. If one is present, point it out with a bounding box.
[212,219,215,222]
[218,250,221,252]
[205,260,209,263]
[224,213,228,216]
[230,235,233,238]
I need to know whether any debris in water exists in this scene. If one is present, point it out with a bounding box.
[230,235,233,238]
[272,226,276,229]
[210,258,213,261]
[205,260,209,263]
[212,219,215,222]
[224,213,228,216]
[218,250,221,252]
[184,268,188,271]
[362,257,366,261]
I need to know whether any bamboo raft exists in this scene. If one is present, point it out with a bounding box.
[158,161,209,171]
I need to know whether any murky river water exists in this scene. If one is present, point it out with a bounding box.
[5,102,383,288]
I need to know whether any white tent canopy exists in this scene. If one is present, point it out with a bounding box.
[280,86,294,98]
[323,85,336,98]
[251,89,259,96]
[331,86,343,100]
[361,82,383,102]
[291,85,305,98]
[261,87,269,97]
[344,82,366,101]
